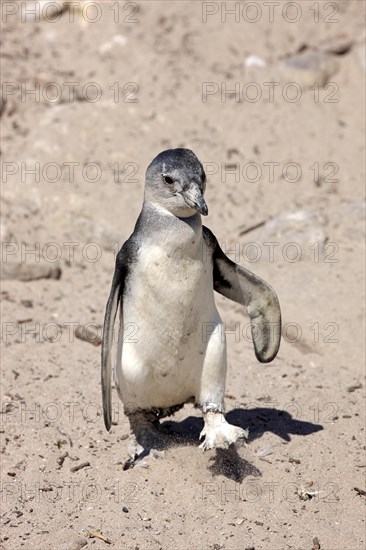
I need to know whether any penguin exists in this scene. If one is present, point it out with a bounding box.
[101,148,281,452]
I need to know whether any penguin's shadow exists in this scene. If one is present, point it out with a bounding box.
[160,407,323,483]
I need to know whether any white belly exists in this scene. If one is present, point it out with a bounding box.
[115,240,224,410]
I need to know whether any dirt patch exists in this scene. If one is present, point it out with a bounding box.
[1,1,365,549]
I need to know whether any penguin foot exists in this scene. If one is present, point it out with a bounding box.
[199,412,248,451]
[127,438,145,460]
[127,437,166,460]
[127,411,170,452]
[123,437,166,470]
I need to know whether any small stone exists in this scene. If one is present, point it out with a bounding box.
[320,34,353,55]
[244,55,266,68]
[75,324,102,346]
[1,262,62,281]
[347,383,362,393]
[279,49,339,88]
[99,34,127,54]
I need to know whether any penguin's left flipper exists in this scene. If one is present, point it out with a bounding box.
[203,227,281,363]
[101,241,136,431]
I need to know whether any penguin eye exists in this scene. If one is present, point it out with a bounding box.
[163,175,174,184]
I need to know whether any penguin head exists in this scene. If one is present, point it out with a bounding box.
[145,148,208,218]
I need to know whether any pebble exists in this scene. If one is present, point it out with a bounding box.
[279,49,339,88]
[319,35,353,55]
[1,262,62,281]
[75,324,102,346]
[244,55,266,68]
[99,34,128,55]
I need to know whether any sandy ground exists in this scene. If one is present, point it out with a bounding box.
[1,1,365,549]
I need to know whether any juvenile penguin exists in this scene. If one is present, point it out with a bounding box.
[102,148,281,451]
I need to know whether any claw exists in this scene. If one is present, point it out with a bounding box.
[199,420,248,451]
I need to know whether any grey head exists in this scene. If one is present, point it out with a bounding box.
[144,148,208,218]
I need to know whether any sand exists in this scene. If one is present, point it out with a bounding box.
[1,1,365,549]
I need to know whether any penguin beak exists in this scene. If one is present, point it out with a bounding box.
[182,185,208,216]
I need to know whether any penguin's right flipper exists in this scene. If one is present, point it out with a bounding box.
[101,269,122,431]
[101,244,133,431]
